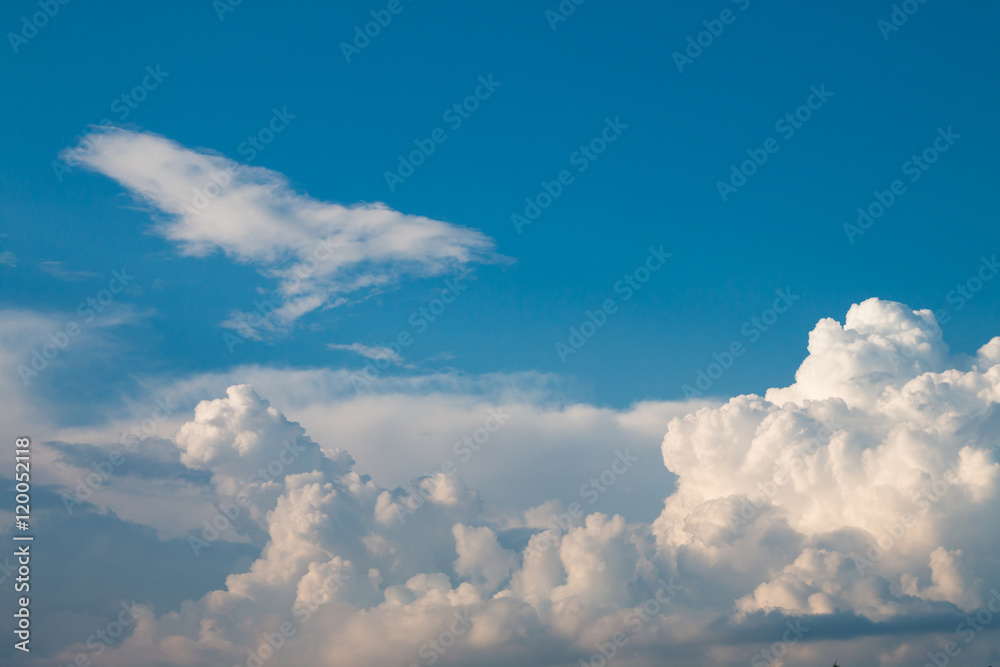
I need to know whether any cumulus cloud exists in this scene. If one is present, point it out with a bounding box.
[654,300,1000,640]
[34,299,1000,665]
[82,367,704,528]
[62,128,502,325]
[452,524,518,592]
[765,298,951,408]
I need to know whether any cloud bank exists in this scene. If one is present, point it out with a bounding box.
[32,298,999,667]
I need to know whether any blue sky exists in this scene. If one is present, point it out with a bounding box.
[4,2,1000,666]
[3,0,998,411]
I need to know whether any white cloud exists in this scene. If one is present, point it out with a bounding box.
[452,524,518,592]
[63,128,503,325]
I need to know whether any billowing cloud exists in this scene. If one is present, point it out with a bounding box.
[62,128,502,325]
[656,300,999,624]
[24,299,1000,666]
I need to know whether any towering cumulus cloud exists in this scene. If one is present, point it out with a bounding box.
[63,129,500,325]
[59,299,999,666]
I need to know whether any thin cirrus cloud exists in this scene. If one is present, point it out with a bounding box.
[0,232,14,267]
[62,128,504,325]
[38,260,99,281]
[327,342,406,366]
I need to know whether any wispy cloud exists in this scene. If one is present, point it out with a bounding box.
[328,342,405,366]
[0,232,14,267]
[39,260,99,281]
[63,128,504,325]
